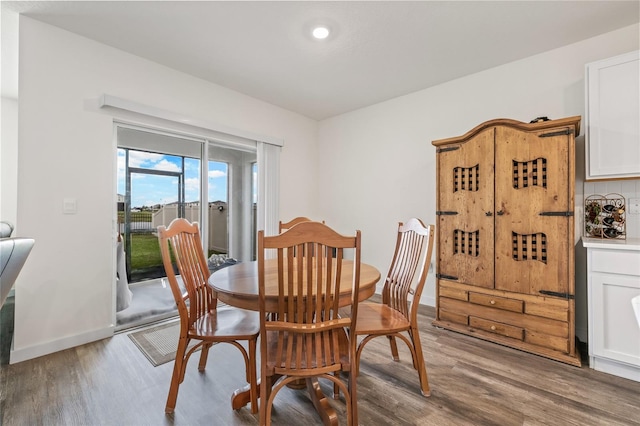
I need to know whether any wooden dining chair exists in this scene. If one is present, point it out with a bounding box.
[278,216,323,233]
[258,221,362,426]
[353,218,434,396]
[157,218,260,414]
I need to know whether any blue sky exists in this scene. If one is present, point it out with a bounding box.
[117,149,227,208]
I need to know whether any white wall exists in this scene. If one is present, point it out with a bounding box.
[1,97,18,226]
[1,10,19,227]
[317,24,640,309]
[12,17,318,363]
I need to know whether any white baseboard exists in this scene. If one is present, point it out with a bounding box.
[419,295,436,307]
[373,290,436,308]
[10,325,114,364]
[591,356,640,383]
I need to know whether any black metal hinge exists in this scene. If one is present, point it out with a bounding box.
[437,146,460,153]
[436,273,459,281]
[539,129,573,138]
[436,211,458,215]
[539,290,574,299]
[539,211,574,216]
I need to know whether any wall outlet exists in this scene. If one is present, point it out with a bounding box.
[63,197,77,214]
[629,198,640,215]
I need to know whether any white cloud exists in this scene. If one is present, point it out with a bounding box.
[209,170,226,179]
[154,159,181,172]
[121,150,180,173]
[185,177,199,194]
[128,151,165,168]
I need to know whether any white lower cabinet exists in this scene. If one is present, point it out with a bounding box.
[583,239,640,382]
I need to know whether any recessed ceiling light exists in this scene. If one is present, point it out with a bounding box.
[312,26,330,40]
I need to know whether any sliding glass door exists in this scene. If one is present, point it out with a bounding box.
[117,125,257,284]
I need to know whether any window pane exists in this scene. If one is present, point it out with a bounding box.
[208,161,228,202]
[208,144,256,261]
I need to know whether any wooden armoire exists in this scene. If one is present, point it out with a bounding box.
[432,116,581,366]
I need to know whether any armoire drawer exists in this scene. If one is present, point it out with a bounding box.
[526,330,569,353]
[439,286,468,301]
[439,308,468,325]
[469,292,523,313]
[470,316,524,341]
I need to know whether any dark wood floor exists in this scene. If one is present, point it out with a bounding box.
[1,302,639,425]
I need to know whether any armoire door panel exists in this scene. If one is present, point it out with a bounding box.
[438,216,494,288]
[437,128,495,212]
[495,127,571,216]
[437,128,495,288]
[494,126,572,296]
[495,224,570,295]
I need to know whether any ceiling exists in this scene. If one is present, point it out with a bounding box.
[2,1,639,120]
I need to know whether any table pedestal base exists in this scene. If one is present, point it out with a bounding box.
[306,378,339,426]
[230,378,339,426]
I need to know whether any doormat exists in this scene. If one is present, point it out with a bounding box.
[128,320,201,367]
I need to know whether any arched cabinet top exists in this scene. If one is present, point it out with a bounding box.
[431,116,581,147]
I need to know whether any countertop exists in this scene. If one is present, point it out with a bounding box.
[581,237,640,251]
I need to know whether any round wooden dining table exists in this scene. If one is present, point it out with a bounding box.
[208,258,381,424]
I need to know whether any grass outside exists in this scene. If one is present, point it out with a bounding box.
[129,233,162,269]
[128,233,220,270]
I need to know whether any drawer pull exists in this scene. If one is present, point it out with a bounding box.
[490,300,496,305]
[490,325,496,331]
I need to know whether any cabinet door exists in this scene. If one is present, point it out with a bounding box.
[436,127,494,288]
[590,272,640,367]
[586,50,640,180]
[494,126,573,297]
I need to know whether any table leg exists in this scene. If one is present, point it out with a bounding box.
[306,378,338,426]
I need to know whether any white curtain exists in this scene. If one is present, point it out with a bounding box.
[257,141,280,239]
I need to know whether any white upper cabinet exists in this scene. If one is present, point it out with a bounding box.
[585,50,640,180]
